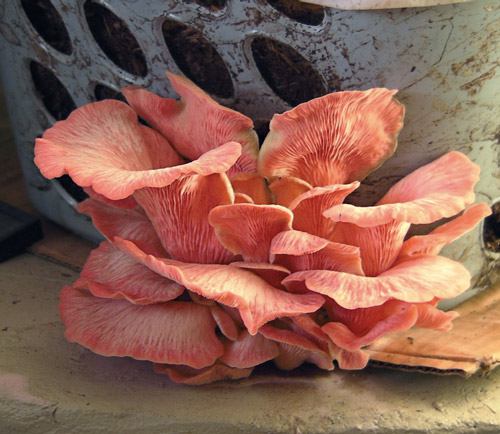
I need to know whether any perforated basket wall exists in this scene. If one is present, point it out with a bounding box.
[0,0,498,305]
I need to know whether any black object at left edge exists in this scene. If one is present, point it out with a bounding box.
[0,201,43,262]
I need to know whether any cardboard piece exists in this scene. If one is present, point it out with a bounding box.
[367,284,500,376]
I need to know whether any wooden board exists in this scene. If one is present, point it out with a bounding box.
[29,221,95,271]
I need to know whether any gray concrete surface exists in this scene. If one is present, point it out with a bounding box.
[1,253,499,433]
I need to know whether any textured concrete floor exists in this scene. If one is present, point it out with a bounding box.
[1,253,500,434]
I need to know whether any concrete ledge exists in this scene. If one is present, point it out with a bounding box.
[1,254,500,433]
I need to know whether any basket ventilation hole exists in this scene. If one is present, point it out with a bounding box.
[254,119,270,145]
[21,0,72,55]
[192,0,226,11]
[56,176,88,203]
[94,84,150,125]
[94,84,126,102]
[84,1,148,77]
[251,37,327,107]
[162,19,234,99]
[267,0,325,26]
[30,61,75,120]
[94,84,152,126]
[483,201,500,253]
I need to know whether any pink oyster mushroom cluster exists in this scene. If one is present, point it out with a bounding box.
[34,71,490,385]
